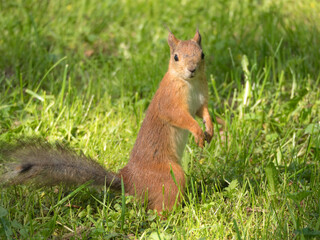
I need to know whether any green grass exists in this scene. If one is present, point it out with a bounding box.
[1,0,320,239]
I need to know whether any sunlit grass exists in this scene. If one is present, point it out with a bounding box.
[1,0,320,238]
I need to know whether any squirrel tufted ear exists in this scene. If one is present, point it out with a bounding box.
[192,29,201,46]
[168,31,179,50]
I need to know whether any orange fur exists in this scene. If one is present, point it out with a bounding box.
[119,30,216,212]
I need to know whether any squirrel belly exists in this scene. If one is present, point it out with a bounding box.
[1,30,218,213]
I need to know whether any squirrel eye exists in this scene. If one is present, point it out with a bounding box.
[174,54,179,61]
[201,52,205,59]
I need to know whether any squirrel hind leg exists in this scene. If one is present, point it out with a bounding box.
[147,171,185,213]
[147,182,184,217]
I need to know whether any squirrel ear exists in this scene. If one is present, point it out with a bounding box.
[168,31,179,50]
[192,29,201,46]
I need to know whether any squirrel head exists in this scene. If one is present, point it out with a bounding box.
[167,30,205,80]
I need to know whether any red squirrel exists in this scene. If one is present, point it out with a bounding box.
[1,30,223,213]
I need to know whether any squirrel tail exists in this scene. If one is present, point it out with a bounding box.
[0,139,121,190]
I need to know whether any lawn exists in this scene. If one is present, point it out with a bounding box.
[1,0,320,239]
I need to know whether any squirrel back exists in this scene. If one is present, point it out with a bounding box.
[1,30,220,213]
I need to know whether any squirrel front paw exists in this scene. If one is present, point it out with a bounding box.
[204,131,213,143]
[193,128,205,148]
[204,120,213,144]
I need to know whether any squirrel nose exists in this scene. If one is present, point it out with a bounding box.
[188,67,196,73]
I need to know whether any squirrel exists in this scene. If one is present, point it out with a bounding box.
[1,30,224,213]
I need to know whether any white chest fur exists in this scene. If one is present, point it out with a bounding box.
[172,77,206,161]
[186,78,205,116]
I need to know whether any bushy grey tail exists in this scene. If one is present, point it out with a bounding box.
[0,139,121,191]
